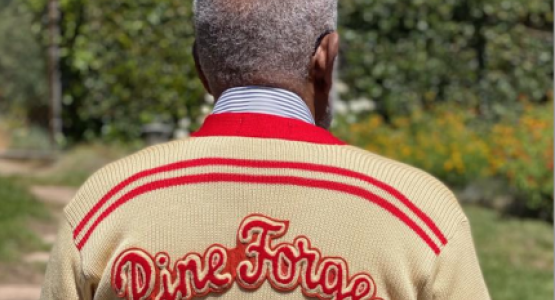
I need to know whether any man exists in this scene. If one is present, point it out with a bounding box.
[41,0,491,299]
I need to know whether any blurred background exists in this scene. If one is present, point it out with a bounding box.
[0,0,553,299]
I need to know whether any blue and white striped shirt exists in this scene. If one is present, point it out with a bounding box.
[212,86,315,125]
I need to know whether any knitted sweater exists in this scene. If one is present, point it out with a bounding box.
[41,112,490,300]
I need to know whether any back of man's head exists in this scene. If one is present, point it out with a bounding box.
[194,0,337,92]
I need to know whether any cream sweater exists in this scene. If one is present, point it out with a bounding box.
[41,113,490,300]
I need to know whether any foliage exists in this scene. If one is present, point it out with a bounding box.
[0,0,48,125]
[0,178,48,261]
[16,0,553,142]
[465,205,553,300]
[341,101,553,217]
[490,103,554,213]
[346,106,490,186]
[338,0,553,121]
[27,0,205,141]
[7,125,52,151]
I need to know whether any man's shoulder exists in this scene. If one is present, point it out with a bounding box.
[62,138,196,227]
[338,145,456,191]
[336,145,468,239]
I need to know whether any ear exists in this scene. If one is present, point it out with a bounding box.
[310,32,339,129]
[311,32,339,85]
[193,40,212,95]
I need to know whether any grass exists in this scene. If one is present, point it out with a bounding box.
[465,205,554,300]
[0,178,49,262]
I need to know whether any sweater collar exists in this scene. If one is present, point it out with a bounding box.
[192,112,346,145]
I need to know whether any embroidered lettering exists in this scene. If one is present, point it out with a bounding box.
[111,214,382,300]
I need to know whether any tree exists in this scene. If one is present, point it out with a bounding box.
[28,0,204,141]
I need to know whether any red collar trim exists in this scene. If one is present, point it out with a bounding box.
[192,113,346,145]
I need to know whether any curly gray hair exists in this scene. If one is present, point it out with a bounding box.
[194,0,337,89]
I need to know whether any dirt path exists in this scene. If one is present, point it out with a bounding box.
[0,179,76,300]
[0,286,43,300]
[0,159,37,177]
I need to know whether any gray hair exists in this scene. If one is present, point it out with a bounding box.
[194,0,337,89]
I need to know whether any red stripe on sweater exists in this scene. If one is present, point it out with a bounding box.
[75,173,442,254]
[73,158,447,246]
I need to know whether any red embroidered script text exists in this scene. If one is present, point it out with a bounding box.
[111,214,382,300]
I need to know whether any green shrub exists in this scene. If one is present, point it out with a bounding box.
[338,0,553,120]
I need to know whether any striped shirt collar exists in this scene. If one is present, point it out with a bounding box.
[212,86,315,125]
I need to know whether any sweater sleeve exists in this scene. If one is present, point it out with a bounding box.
[40,218,90,300]
[424,220,491,300]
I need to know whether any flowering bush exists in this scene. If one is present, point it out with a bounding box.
[490,103,553,213]
[340,101,553,217]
